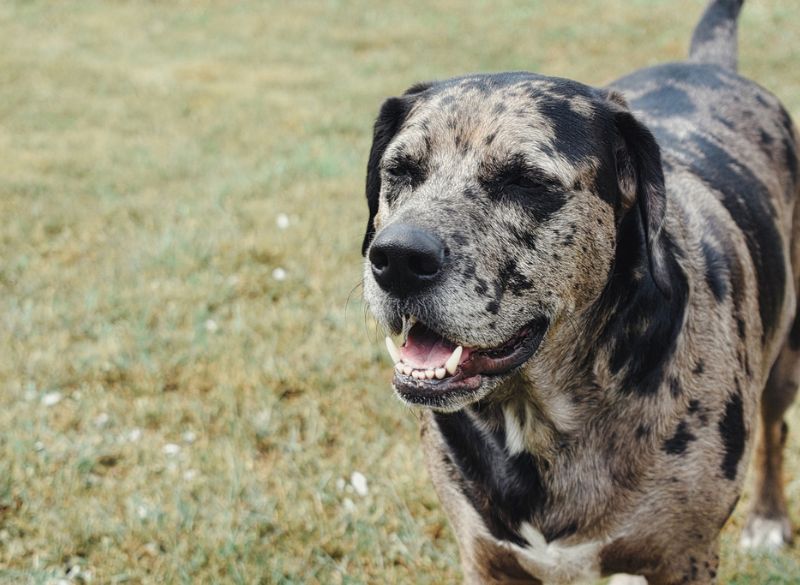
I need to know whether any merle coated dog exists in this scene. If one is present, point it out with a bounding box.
[360,1,800,583]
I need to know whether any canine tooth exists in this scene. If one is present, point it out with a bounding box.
[394,363,404,374]
[403,365,412,376]
[425,369,435,379]
[445,346,463,375]
[385,336,401,364]
[435,367,446,379]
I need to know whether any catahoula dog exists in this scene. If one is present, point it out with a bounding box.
[360,1,799,582]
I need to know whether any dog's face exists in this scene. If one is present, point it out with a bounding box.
[362,73,670,411]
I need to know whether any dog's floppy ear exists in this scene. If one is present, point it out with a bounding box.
[362,83,432,256]
[606,90,672,299]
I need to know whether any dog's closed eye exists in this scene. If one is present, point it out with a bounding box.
[383,155,427,189]
[481,155,562,200]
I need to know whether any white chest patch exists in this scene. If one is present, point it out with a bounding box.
[513,522,603,585]
[503,406,527,454]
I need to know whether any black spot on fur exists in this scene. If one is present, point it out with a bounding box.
[664,129,785,343]
[736,318,746,340]
[663,420,696,455]
[636,424,650,439]
[714,115,735,131]
[486,300,500,314]
[788,311,800,350]
[693,360,705,375]
[719,391,746,480]
[633,86,697,118]
[614,63,735,102]
[499,258,533,296]
[670,377,682,398]
[484,131,497,146]
[700,240,729,302]
[531,90,596,166]
[434,410,545,546]
[543,521,578,543]
[504,221,538,251]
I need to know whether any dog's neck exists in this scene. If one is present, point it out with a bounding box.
[470,209,687,452]
[431,212,689,539]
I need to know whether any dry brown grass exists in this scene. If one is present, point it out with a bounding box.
[0,1,799,583]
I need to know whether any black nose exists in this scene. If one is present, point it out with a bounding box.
[369,223,445,297]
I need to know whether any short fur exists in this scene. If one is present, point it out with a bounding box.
[361,1,800,583]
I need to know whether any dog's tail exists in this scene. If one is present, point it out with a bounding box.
[688,0,744,71]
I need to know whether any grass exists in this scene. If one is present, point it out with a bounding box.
[0,0,799,583]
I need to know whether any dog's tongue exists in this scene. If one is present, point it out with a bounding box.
[400,323,471,369]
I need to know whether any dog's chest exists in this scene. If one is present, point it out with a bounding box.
[474,522,604,585]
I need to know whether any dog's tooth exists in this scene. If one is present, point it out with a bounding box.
[435,367,446,379]
[445,346,463,375]
[394,363,404,374]
[403,365,412,376]
[385,336,401,364]
[425,369,435,379]
[413,370,424,380]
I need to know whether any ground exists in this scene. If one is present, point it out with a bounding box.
[1,1,799,583]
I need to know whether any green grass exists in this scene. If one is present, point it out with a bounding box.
[0,1,799,583]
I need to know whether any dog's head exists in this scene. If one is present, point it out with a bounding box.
[361,73,670,411]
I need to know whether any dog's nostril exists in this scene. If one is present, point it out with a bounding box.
[408,252,440,277]
[370,248,389,270]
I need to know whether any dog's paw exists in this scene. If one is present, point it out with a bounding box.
[740,515,792,550]
[608,575,647,585]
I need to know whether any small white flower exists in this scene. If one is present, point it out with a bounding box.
[41,391,62,407]
[335,478,346,491]
[350,471,368,497]
[343,497,356,512]
[276,213,290,229]
[94,412,110,428]
[183,469,198,481]
[272,267,287,281]
[34,441,45,452]
[163,443,181,456]
[181,431,196,444]
[136,505,149,519]
[204,319,218,332]
[128,428,142,442]
[227,274,240,286]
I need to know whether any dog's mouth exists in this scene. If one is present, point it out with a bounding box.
[384,316,549,408]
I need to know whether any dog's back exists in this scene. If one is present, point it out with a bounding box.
[607,0,800,560]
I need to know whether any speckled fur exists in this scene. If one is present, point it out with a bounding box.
[361,1,800,583]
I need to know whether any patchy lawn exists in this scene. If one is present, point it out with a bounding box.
[0,1,798,583]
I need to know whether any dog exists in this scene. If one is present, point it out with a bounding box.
[360,1,799,583]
